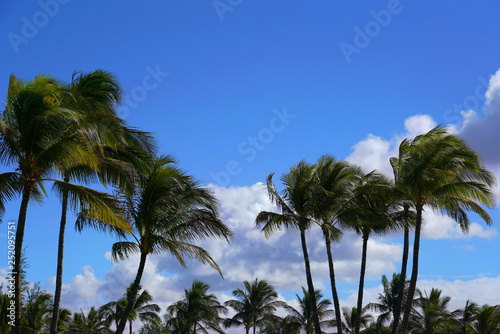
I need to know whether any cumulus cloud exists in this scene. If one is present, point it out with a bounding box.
[346,114,436,176]
[44,184,405,319]
[421,211,497,240]
[458,69,500,165]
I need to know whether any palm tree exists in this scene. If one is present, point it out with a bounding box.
[408,288,454,334]
[390,146,417,334]
[100,287,161,334]
[351,171,396,334]
[255,161,323,334]
[311,155,360,334]
[167,280,226,333]
[471,304,500,334]
[454,300,479,334]
[112,155,233,334]
[224,278,285,334]
[1,74,97,333]
[368,273,408,328]
[392,126,496,334]
[50,69,151,334]
[21,283,52,333]
[69,307,111,334]
[342,306,373,333]
[284,287,335,334]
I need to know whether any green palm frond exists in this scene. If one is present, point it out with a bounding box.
[255,211,300,237]
[51,180,130,234]
[111,241,140,262]
[0,172,22,220]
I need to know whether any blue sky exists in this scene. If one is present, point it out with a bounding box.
[1,0,500,328]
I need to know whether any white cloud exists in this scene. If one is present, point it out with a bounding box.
[421,211,497,240]
[404,114,437,138]
[346,114,437,177]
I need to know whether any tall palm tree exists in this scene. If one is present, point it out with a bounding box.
[284,287,335,334]
[392,126,496,334]
[342,306,373,334]
[255,161,323,334]
[311,155,360,334]
[344,170,396,334]
[1,74,96,333]
[390,148,417,334]
[50,69,151,334]
[167,280,226,334]
[100,287,161,334]
[111,155,233,334]
[368,273,408,328]
[224,278,285,334]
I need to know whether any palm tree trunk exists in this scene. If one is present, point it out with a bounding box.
[400,204,422,333]
[50,177,70,334]
[193,322,197,334]
[253,316,256,334]
[354,231,369,334]
[391,224,409,334]
[115,251,148,334]
[300,229,322,334]
[129,319,132,334]
[12,183,34,334]
[324,230,343,334]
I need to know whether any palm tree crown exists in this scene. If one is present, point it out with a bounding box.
[166,280,227,334]
[224,278,286,334]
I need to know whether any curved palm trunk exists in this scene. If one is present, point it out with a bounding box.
[129,319,133,334]
[115,252,148,334]
[300,229,322,334]
[354,231,369,334]
[391,224,409,334]
[324,230,343,334]
[400,204,422,334]
[50,177,70,334]
[12,183,34,334]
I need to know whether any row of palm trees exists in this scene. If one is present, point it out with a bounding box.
[254,127,496,334]
[1,71,496,333]
[8,275,498,334]
[0,71,233,334]
[144,275,500,334]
